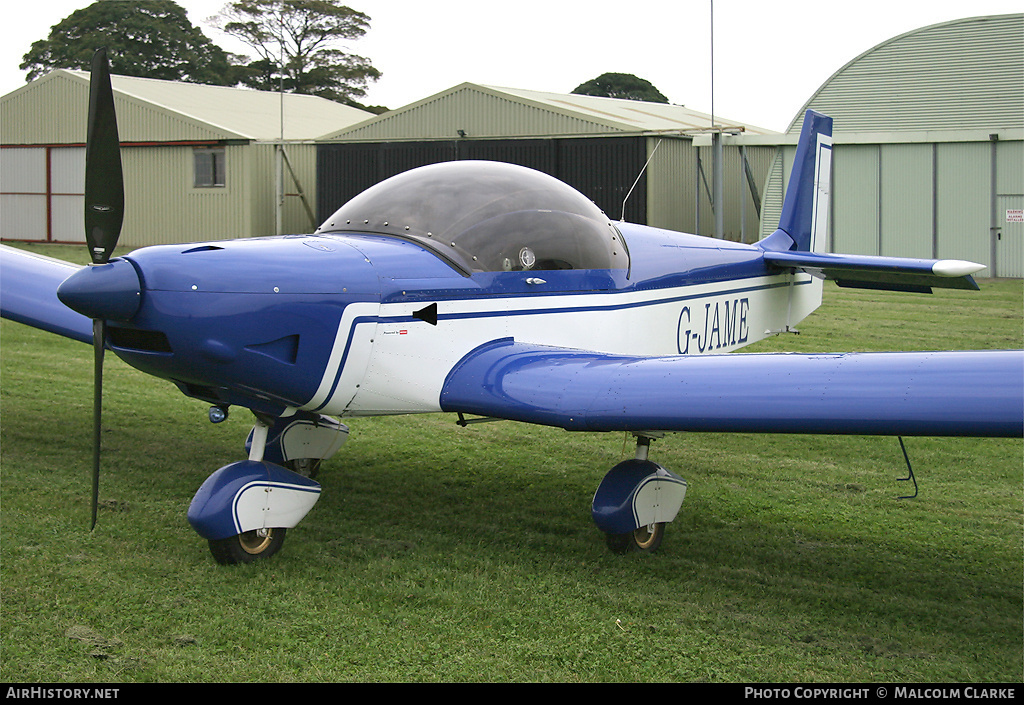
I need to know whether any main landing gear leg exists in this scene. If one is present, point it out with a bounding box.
[591,433,687,555]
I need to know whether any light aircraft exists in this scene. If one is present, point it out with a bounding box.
[2,51,1021,564]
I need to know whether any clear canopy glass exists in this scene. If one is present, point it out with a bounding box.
[317,161,628,274]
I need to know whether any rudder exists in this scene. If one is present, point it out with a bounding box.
[768,110,834,252]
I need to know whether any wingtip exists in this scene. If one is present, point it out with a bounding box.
[932,260,986,277]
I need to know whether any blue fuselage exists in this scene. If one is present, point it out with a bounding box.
[98,223,817,418]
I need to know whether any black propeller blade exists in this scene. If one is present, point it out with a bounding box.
[85,48,124,266]
[91,319,105,530]
[84,48,125,529]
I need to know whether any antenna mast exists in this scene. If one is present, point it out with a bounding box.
[710,0,724,239]
[276,8,286,235]
[710,0,715,129]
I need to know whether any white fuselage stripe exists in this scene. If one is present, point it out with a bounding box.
[304,302,380,411]
[305,273,821,417]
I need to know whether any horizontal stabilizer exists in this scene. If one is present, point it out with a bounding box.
[441,339,1023,438]
[762,248,983,292]
[0,245,93,343]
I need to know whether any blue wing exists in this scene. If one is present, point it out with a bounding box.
[440,339,1023,438]
[0,245,92,344]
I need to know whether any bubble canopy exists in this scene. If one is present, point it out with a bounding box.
[316,161,629,275]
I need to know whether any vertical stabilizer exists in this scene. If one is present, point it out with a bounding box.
[764,110,833,252]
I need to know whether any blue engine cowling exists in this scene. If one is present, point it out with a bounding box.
[187,460,321,541]
[591,459,687,535]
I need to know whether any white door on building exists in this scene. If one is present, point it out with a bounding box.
[997,195,1023,278]
[0,146,85,243]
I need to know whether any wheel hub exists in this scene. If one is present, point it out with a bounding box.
[633,524,659,551]
[238,528,274,554]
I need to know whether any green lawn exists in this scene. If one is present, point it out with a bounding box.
[1,246,1020,682]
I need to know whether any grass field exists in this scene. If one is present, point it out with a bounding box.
[1,245,1020,682]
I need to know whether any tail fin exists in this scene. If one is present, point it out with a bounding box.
[765,110,833,252]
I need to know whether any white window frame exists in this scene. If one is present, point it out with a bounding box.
[193,147,226,188]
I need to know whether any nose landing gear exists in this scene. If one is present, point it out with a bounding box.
[188,411,349,565]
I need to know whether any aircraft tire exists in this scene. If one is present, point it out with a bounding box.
[604,523,665,554]
[208,527,287,565]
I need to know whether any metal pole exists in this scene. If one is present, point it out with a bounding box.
[713,131,724,239]
[990,134,999,277]
[709,1,723,239]
[276,144,284,236]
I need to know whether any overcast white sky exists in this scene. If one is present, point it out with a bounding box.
[2,0,1020,133]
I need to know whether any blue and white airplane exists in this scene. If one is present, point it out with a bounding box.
[2,52,1021,563]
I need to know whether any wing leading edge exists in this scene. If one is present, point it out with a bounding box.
[0,245,92,343]
[440,339,1023,438]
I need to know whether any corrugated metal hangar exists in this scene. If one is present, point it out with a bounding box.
[756,13,1023,277]
[0,70,371,246]
[316,83,776,243]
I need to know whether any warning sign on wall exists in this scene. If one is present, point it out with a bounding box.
[1007,209,1024,223]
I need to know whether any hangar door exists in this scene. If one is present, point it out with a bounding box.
[995,140,1023,278]
[827,139,1024,278]
[0,146,85,243]
[316,137,648,228]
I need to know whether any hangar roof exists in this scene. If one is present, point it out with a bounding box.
[1,69,372,145]
[483,85,776,135]
[791,13,1023,134]
[321,82,777,141]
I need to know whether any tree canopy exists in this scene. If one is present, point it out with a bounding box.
[210,0,381,105]
[571,73,669,103]
[21,0,237,85]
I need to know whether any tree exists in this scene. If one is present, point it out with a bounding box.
[20,0,238,85]
[210,0,381,104]
[572,73,669,103]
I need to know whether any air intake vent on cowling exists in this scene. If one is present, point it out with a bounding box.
[108,327,172,353]
[245,335,299,364]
